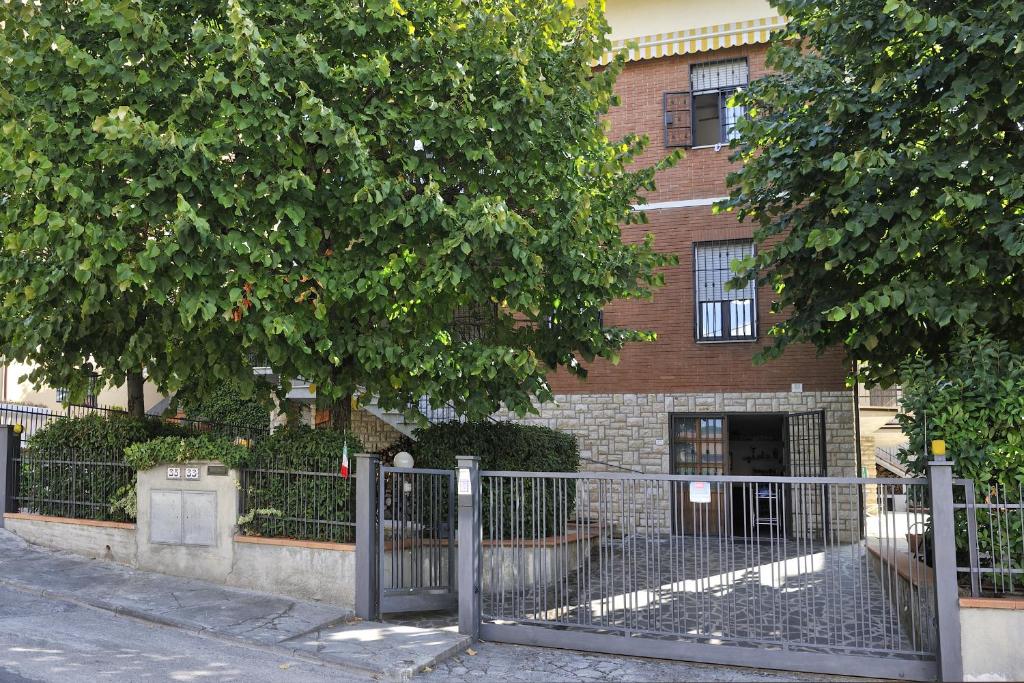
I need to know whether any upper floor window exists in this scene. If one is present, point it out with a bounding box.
[694,240,756,342]
[665,58,749,148]
[55,373,99,407]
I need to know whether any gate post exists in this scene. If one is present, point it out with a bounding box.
[927,455,963,682]
[456,455,481,639]
[354,453,380,620]
[0,425,19,528]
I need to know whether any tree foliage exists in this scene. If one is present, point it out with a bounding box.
[175,380,272,432]
[897,331,1024,489]
[1,0,673,421]
[724,0,1024,386]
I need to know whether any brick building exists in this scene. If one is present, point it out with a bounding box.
[499,1,859,500]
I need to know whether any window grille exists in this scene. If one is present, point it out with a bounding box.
[689,58,748,146]
[694,240,756,341]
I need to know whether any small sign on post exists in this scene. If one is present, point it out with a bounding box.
[457,467,472,496]
[689,481,712,504]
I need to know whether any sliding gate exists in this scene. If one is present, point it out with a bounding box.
[474,470,939,681]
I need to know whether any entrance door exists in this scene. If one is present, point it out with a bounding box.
[670,415,728,535]
[785,410,829,539]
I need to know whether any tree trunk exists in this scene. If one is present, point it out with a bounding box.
[126,370,146,418]
[325,393,353,432]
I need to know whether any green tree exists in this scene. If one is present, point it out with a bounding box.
[1,0,674,428]
[723,0,1024,386]
[0,1,252,415]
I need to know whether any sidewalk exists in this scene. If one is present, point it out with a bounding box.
[0,530,468,680]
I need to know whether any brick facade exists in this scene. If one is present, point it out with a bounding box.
[549,43,849,398]
[511,44,859,499]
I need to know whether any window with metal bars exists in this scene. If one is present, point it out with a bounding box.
[694,240,756,342]
[55,373,99,407]
[690,58,748,147]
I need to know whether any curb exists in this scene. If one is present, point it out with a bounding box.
[0,576,384,679]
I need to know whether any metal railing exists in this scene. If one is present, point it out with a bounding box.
[10,446,135,523]
[477,471,937,676]
[955,479,1023,596]
[355,457,965,680]
[238,466,355,543]
[378,465,457,613]
[0,402,269,448]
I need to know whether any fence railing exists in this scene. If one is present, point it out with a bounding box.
[10,446,135,523]
[955,479,1023,596]
[0,403,269,447]
[238,466,355,543]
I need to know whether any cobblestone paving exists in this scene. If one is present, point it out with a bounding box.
[480,535,929,658]
[419,641,865,682]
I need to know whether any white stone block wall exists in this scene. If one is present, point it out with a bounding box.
[495,391,860,537]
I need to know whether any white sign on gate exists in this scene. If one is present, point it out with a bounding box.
[689,481,712,504]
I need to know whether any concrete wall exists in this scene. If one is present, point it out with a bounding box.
[4,511,359,611]
[382,531,595,595]
[3,513,137,565]
[136,462,238,579]
[229,536,356,608]
[961,599,1024,682]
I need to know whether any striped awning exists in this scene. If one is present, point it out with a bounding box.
[596,15,787,66]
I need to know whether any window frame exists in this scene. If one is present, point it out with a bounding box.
[669,413,729,475]
[692,239,758,343]
[688,57,749,147]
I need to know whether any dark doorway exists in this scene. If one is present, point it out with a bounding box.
[670,411,828,537]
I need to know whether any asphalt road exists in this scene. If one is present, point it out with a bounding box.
[0,587,361,683]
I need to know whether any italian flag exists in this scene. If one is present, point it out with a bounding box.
[340,442,350,479]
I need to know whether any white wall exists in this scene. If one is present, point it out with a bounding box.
[604,0,776,41]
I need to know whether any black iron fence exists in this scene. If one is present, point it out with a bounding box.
[238,466,356,543]
[11,446,135,523]
[0,403,269,448]
[955,479,1023,596]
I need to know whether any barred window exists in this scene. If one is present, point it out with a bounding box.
[694,240,756,341]
[690,59,748,146]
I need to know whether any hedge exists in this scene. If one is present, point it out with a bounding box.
[18,414,188,523]
[411,421,580,538]
[238,425,363,543]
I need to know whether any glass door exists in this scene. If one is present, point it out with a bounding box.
[671,414,728,535]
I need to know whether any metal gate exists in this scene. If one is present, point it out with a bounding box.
[377,465,458,614]
[471,469,940,681]
[786,410,827,477]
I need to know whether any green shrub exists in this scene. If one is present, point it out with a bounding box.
[897,331,1024,590]
[412,421,579,472]
[411,421,580,537]
[239,426,363,543]
[124,435,250,471]
[27,413,186,453]
[17,414,188,523]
